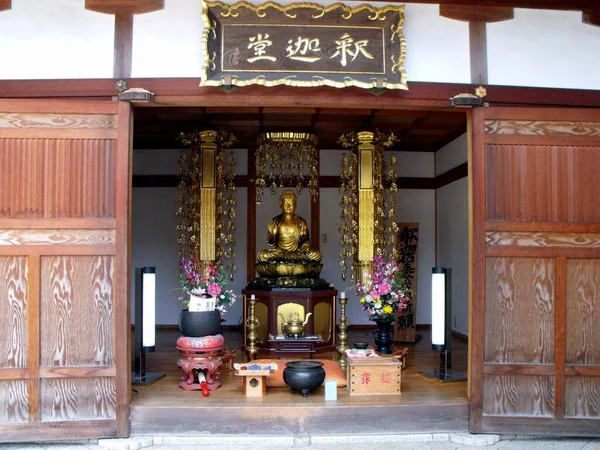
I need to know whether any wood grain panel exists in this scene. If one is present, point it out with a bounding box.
[0,257,27,369]
[45,139,116,218]
[486,231,600,248]
[566,259,600,365]
[40,256,115,368]
[0,219,116,229]
[485,257,554,364]
[483,375,554,417]
[485,120,600,136]
[565,377,600,418]
[0,113,117,129]
[0,380,28,423]
[486,144,600,222]
[0,229,115,246]
[40,378,116,421]
[0,138,44,218]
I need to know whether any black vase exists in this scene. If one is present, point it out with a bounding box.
[178,309,221,337]
[373,319,394,354]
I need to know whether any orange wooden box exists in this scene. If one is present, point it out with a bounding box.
[347,356,402,396]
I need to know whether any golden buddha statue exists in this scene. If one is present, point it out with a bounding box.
[256,190,323,280]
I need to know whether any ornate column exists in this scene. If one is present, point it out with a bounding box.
[198,130,217,263]
[357,131,377,282]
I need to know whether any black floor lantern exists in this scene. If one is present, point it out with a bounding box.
[132,266,166,386]
[420,267,467,383]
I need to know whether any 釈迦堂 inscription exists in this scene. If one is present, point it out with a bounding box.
[201,1,407,90]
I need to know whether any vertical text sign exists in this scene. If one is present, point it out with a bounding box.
[394,223,419,342]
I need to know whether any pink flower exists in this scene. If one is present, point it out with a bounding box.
[378,282,392,296]
[207,283,222,297]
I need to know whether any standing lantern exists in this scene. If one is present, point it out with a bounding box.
[132,267,166,386]
[420,267,467,382]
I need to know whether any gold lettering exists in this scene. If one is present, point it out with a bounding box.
[330,33,374,67]
[247,33,277,63]
[286,36,321,63]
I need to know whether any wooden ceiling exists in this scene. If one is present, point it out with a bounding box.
[133,106,468,152]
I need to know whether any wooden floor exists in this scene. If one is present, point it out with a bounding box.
[130,327,469,436]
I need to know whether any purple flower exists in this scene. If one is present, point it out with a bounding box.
[378,282,392,296]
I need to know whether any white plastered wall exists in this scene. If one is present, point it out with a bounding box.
[488,9,600,90]
[0,0,114,79]
[435,133,469,336]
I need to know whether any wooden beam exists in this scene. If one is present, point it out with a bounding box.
[440,5,514,22]
[1,79,599,109]
[469,22,488,85]
[386,0,597,12]
[0,0,11,12]
[85,0,163,15]
[583,10,600,27]
[113,13,133,78]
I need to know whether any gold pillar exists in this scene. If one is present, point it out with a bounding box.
[357,131,378,282]
[199,130,217,263]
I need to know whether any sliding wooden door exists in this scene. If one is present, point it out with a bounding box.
[0,100,132,441]
[470,107,600,435]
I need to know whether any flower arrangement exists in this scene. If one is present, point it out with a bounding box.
[356,255,412,322]
[179,256,237,317]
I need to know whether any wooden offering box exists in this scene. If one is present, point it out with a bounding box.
[347,356,402,396]
[235,367,275,397]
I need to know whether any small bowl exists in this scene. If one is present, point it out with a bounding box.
[351,348,370,355]
[354,342,369,350]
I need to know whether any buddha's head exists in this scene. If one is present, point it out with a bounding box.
[280,189,297,214]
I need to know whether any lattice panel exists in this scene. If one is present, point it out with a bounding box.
[40,256,115,368]
[0,138,116,218]
[485,257,555,364]
[485,144,600,222]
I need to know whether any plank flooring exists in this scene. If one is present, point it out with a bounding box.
[130,327,469,436]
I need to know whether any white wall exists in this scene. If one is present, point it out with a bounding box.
[0,0,113,79]
[435,133,469,336]
[132,0,203,77]
[488,9,600,90]
[2,1,600,91]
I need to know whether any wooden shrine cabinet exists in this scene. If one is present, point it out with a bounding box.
[241,288,337,356]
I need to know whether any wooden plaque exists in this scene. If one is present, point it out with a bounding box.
[200,1,407,90]
[394,222,419,342]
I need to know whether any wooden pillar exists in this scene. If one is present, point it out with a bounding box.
[114,13,133,78]
[85,0,165,78]
[439,5,514,85]
[0,0,11,12]
[247,146,257,283]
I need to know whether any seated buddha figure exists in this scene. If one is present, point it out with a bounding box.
[257,190,322,266]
